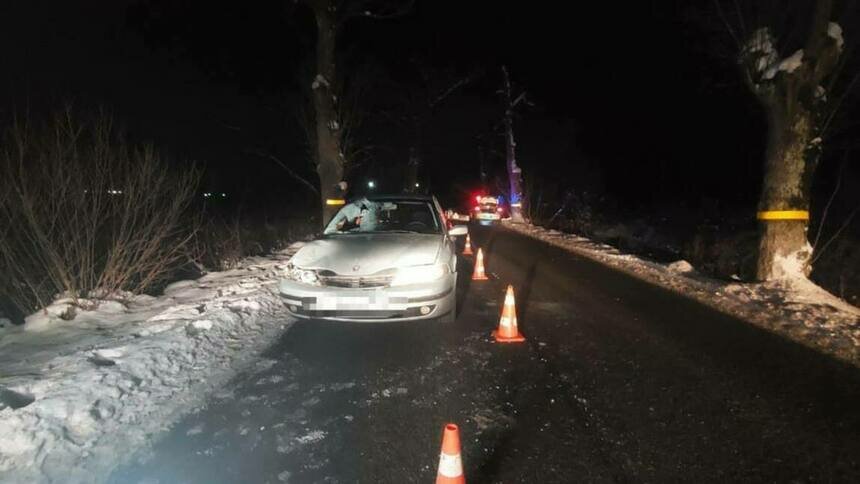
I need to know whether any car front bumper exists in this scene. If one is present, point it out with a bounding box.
[279,274,456,322]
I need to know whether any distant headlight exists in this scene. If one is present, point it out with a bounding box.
[287,264,320,286]
[390,264,448,286]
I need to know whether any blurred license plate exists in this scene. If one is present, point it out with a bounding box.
[315,295,388,310]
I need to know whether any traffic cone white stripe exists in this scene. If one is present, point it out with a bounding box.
[437,452,463,478]
[493,285,526,343]
[463,234,473,255]
[436,423,465,483]
[472,248,488,280]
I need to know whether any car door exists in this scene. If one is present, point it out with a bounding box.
[432,197,458,272]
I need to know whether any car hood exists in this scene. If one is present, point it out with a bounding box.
[290,233,443,275]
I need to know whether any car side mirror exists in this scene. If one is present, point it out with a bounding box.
[448,225,468,236]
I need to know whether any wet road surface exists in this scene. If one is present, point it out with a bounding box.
[110,225,860,483]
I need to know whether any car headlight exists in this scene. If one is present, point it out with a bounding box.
[287,264,320,286]
[390,264,449,286]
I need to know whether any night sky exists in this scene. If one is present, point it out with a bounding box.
[1,0,857,220]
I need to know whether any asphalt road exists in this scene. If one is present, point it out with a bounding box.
[110,224,860,483]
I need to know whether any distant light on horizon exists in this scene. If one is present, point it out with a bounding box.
[367,180,376,189]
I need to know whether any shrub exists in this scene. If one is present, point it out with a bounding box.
[0,110,200,316]
[190,212,316,272]
[191,216,245,272]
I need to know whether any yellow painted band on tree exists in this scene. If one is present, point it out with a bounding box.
[756,210,810,221]
[325,199,346,206]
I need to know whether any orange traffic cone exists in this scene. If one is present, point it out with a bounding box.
[471,248,488,281]
[462,234,474,256]
[493,285,526,343]
[436,423,465,484]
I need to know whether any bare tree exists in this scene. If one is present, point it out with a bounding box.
[297,0,412,224]
[502,66,529,223]
[722,0,849,280]
[398,62,477,192]
[477,140,488,186]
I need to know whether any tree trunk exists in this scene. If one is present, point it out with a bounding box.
[478,145,487,185]
[505,122,525,222]
[756,107,816,280]
[405,147,420,192]
[405,118,422,192]
[738,0,839,282]
[310,2,345,225]
[502,67,525,222]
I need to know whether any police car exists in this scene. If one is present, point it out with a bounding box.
[473,196,503,223]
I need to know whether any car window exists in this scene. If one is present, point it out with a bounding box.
[324,198,441,235]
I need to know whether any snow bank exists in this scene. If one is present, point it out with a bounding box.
[828,22,844,50]
[771,240,813,280]
[744,28,778,74]
[667,260,694,274]
[815,85,827,100]
[504,221,860,367]
[311,74,330,90]
[0,246,301,483]
[743,28,809,81]
[763,49,804,80]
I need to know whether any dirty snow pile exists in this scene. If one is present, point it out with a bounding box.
[743,22,843,83]
[0,247,300,483]
[742,27,807,81]
[504,221,860,366]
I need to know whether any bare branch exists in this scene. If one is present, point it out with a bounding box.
[511,91,528,108]
[429,74,475,108]
[805,0,833,55]
[712,0,742,50]
[0,110,199,313]
[821,72,860,136]
[340,0,415,22]
[811,151,848,250]
[811,204,860,264]
[249,150,320,195]
[732,0,746,41]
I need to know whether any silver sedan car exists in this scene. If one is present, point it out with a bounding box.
[279,194,467,322]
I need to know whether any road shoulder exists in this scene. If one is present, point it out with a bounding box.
[503,221,860,367]
[0,249,299,483]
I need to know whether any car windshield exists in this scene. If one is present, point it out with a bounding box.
[324,198,441,235]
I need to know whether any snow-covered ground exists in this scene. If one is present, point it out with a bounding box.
[504,221,860,367]
[0,247,300,483]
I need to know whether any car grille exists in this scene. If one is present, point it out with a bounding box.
[318,273,393,288]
